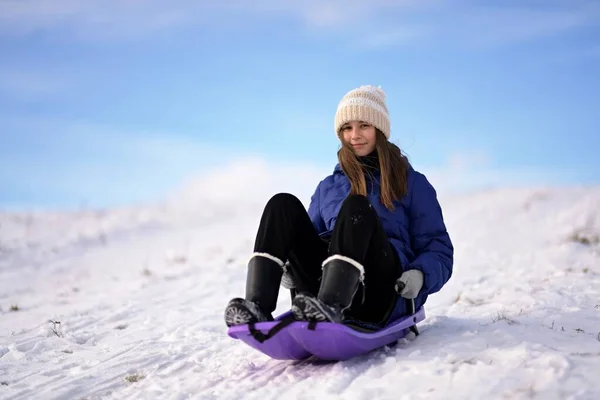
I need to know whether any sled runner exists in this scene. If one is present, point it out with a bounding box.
[227,297,425,361]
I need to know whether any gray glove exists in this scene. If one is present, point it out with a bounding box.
[395,269,424,299]
[281,263,295,289]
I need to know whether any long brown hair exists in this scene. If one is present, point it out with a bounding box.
[337,129,409,210]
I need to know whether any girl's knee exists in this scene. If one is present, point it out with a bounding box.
[341,194,371,210]
[336,195,374,223]
[265,192,303,210]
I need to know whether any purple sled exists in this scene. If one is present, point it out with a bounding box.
[227,306,426,361]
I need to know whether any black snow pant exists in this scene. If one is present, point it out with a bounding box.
[253,192,404,325]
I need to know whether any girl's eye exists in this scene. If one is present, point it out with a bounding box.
[361,123,371,128]
[342,126,351,131]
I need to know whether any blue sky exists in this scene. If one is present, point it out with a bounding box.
[1,0,599,210]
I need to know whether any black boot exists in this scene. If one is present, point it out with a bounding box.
[292,255,364,323]
[224,253,284,327]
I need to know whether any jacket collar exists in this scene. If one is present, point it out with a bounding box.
[334,150,379,174]
[333,155,414,175]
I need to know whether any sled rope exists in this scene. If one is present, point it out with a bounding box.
[246,284,420,342]
[395,280,420,336]
[247,315,322,342]
[247,315,296,343]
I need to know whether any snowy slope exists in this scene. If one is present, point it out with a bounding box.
[1,185,600,400]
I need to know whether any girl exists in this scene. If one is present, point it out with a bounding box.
[224,85,454,330]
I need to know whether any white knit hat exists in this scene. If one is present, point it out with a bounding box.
[334,85,390,139]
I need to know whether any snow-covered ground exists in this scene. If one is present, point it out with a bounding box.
[1,184,600,400]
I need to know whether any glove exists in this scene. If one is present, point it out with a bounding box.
[394,269,424,299]
[281,263,295,289]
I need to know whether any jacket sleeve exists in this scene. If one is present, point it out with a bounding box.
[307,181,327,235]
[407,173,454,295]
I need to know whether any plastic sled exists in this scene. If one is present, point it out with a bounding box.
[227,299,426,361]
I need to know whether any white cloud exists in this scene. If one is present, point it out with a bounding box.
[418,151,579,195]
[0,116,574,211]
[286,0,423,28]
[0,0,192,39]
[2,0,596,48]
[168,157,330,216]
[0,0,419,39]
[166,150,570,219]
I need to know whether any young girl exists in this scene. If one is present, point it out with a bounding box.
[224,85,454,330]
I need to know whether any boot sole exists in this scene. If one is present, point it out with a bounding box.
[292,294,342,323]
[224,299,272,327]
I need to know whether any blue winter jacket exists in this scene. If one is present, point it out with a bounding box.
[307,162,454,321]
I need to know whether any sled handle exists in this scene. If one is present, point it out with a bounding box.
[394,280,416,316]
[394,280,419,336]
[394,280,405,294]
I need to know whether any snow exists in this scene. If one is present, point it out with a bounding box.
[1,183,600,399]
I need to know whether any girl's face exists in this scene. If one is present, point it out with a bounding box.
[340,120,377,156]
